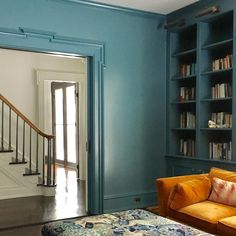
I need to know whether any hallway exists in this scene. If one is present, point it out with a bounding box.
[0,166,86,231]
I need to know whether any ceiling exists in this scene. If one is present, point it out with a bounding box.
[91,0,199,14]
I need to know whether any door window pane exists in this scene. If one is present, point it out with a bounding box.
[66,86,76,163]
[56,124,64,160]
[67,125,76,163]
[55,88,64,160]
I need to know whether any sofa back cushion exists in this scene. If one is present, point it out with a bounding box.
[209,177,236,207]
[168,176,211,210]
[209,167,236,183]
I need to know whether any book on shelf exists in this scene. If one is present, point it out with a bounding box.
[180,139,195,157]
[210,112,232,128]
[180,112,196,128]
[212,83,232,99]
[180,63,196,77]
[209,141,232,161]
[180,87,195,101]
[212,54,232,71]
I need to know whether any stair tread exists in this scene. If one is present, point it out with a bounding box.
[23,171,40,176]
[0,149,14,153]
[9,161,27,165]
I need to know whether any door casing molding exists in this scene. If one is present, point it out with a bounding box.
[0,27,105,214]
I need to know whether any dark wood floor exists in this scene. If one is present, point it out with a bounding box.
[0,166,86,235]
[0,225,43,236]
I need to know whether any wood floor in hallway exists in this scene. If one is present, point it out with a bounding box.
[0,166,87,235]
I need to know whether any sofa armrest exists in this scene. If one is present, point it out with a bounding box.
[156,173,209,217]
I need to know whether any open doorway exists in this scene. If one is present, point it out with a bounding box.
[36,58,88,215]
[0,48,89,224]
[37,68,88,183]
[52,82,78,169]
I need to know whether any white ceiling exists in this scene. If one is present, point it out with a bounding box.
[91,0,199,14]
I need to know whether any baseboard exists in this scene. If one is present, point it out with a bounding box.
[103,191,156,213]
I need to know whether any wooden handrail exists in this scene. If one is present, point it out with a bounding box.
[0,94,54,139]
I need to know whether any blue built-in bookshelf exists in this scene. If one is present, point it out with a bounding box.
[166,9,236,176]
[168,24,197,159]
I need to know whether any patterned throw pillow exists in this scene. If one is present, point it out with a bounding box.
[209,177,236,207]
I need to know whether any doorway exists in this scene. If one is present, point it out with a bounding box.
[0,27,104,213]
[51,82,78,170]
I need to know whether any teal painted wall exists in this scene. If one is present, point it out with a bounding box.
[0,0,167,211]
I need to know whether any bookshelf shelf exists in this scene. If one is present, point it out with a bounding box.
[172,100,196,104]
[166,155,236,164]
[172,48,197,57]
[172,128,196,131]
[171,75,196,81]
[200,128,232,131]
[202,38,233,50]
[201,97,232,102]
[201,68,233,76]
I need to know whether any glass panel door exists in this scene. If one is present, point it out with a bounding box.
[52,82,78,168]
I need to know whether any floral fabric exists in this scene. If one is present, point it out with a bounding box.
[41,209,213,236]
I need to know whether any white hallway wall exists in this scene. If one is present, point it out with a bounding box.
[0,48,87,179]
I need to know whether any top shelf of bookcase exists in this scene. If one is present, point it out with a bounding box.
[172,48,196,57]
[202,38,233,50]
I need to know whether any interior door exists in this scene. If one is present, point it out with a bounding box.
[51,82,78,168]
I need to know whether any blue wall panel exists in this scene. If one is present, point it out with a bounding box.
[0,0,167,211]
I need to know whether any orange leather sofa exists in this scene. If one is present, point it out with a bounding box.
[156,167,236,235]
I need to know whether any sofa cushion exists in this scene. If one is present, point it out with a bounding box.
[209,177,236,207]
[209,167,236,183]
[169,200,236,234]
[218,216,236,236]
[168,177,211,210]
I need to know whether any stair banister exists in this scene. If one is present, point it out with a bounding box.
[0,94,55,186]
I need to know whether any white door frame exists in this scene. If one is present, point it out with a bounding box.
[36,69,87,181]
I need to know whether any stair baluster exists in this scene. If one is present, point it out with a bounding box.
[15,115,19,162]
[47,138,52,186]
[8,108,11,150]
[36,133,39,173]
[53,138,56,186]
[29,127,32,173]
[42,137,45,185]
[1,101,4,150]
[22,121,25,162]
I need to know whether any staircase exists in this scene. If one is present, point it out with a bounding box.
[0,94,56,199]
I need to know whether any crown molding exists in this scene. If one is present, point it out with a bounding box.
[52,0,165,18]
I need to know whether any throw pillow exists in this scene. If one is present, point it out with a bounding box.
[168,177,211,210]
[208,177,236,207]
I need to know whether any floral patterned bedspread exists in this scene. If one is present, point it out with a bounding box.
[41,209,213,236]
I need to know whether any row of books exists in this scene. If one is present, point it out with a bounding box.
[212,54,232,71]
[180,63,196,77]
[210,112,232,128]
[180,87,195,101]
[209,141,232,161]
[212,83,232,99]
[180,139,195,157]
[180,112,196,128]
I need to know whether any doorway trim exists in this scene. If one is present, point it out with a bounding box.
[36,70,87,181]
[0,27,105,214]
